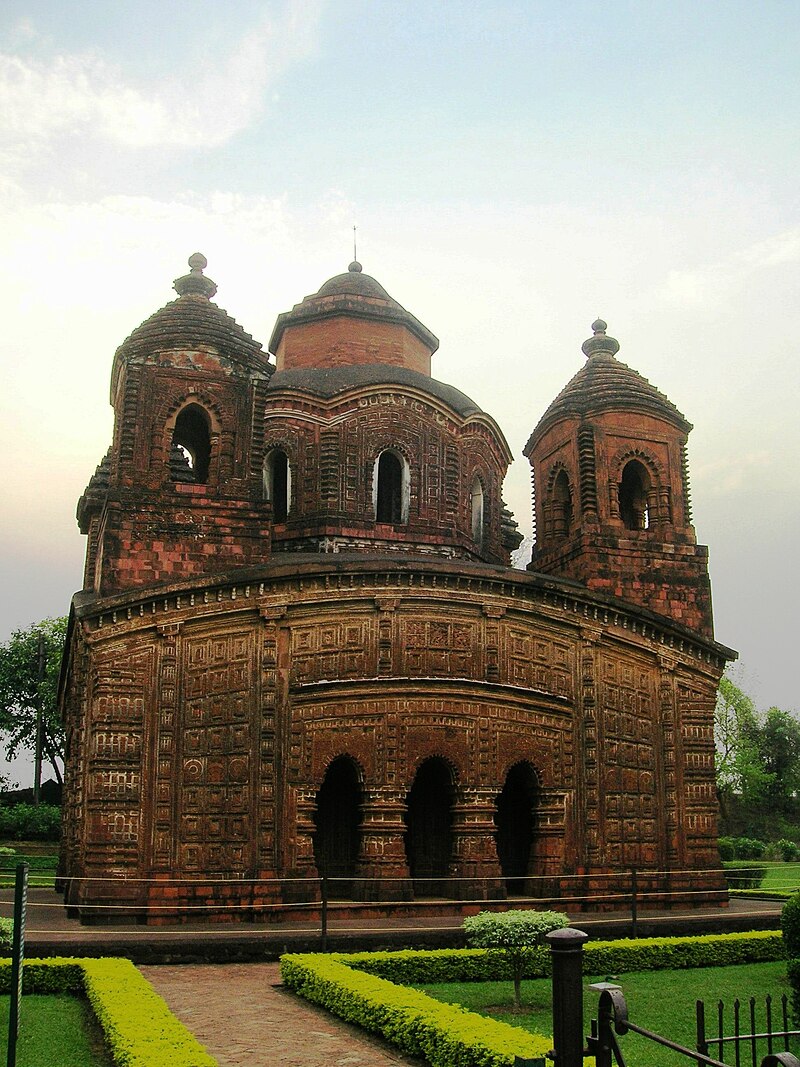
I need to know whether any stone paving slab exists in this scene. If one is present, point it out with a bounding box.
[141,962,423,1067]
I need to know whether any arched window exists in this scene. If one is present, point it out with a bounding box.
[170,405,211,484]
[619,459,650,530]
[470,477,484,543]
[553,469,573,537]
[404,757,454,897]
[494,761,539,895]
[264,448,290,523]
[312,756,362,897]
[373,450,408,524]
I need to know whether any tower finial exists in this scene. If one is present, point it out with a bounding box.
[348,226,362,272]
[581,317,619,358]
[174,252,217,299]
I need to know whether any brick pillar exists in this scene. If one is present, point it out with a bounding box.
[355,787,412,900]
[282,785,320,903]
[449,788,504,900]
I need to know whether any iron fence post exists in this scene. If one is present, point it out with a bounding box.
[630,868,638,938]
[546,927,588,1067]
[321,876,328,951]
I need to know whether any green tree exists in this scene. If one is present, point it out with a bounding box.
[462,909,569,1011]
[0,617,67,786]
[714,674,773,815]
[758,708,800,811]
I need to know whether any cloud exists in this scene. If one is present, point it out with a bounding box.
[0,0,321,158]
[656,225,800,308]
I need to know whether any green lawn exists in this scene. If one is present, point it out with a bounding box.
[761,861,800,892]
[416,962,798,1067]
[0,846,58,889]
[0,995,112,1066]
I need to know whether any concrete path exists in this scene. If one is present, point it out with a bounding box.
[141,961,423,1067]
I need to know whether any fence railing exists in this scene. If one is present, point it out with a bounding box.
[697,994,800,1067]
[0,862,789,938]
[542,929,800,1067]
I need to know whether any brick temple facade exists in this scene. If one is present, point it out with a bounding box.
[58,255,734,921]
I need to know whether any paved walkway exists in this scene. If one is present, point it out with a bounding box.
[141,962,422,1067]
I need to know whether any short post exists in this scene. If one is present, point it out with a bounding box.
[546,927,588,1067]
[630,868,638,938]
[320,876,329,951]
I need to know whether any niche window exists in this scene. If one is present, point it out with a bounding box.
[373,450,409,524]
[619,459,650,530]
[170,405,211,484]
[264,449,290,522]
[552,469,573,537]
[470,477,484,542]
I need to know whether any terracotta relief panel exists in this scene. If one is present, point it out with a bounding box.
[176,627,257,872]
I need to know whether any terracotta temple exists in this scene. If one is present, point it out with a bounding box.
[58,254,734,921]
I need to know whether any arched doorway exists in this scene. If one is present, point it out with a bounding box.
[404,757,454,897]
[312,757,362,897]
[171,404,212,484]
[494,761,539,895]
[619,459,650,530]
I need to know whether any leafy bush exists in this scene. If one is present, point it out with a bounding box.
[777,839,800,862]
[0,803,61,840]
[0,918,12,950]
[281,953,552,1067]
[781,892,800,958]
[717,837,736,861]
[0,958,217,1065]
[281,934,786,1066]
[341,931,785,986]
[463,909,569,1010]
[722,861,767,889]
[734,837,767,859]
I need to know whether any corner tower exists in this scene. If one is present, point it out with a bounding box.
[78,255,274,595]
[524,320,713,638]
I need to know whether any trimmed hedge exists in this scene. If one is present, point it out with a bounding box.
[335,930,785,985]
[281,932,785,1067]
[280,953,552,1067]
[722,861,767,889]
[0,958,216,1067]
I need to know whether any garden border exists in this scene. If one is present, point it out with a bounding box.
[281,931,786,1067]
[0,957,216,1067]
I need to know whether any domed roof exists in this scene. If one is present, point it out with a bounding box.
[525,320,691,453]
[111,254,269,386]
[267,364,483,418]
[269,261,439,355]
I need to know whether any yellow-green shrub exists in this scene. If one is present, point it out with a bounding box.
[281,953,552,1067]
[0,958,216,1067]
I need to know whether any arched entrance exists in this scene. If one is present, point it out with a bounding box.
[312,757,362,897]
[404,757,454,897]
[494,761,539,895]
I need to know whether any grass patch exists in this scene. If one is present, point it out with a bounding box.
[0,846,58,888]
[0,994,111,1066]
[761,862,800,892]
[416,961,799,1067]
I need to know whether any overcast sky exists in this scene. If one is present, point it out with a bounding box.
[1,1,798,782]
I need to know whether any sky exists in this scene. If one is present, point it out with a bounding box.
[1,1,798,783]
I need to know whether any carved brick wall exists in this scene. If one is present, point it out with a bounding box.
[60,559,728,920]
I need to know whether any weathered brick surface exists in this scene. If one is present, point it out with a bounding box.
[59,267,732,923]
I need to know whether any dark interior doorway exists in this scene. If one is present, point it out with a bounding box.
[376,451,403,523]
[312,757,362,897]
[495,761,538,894]
[404,757,454,896]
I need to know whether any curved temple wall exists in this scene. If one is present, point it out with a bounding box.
[60,556,728,921]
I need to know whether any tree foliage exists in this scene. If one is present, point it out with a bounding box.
[462,909,569,1010]
[0,617,67,785]
[715,672,800,826]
